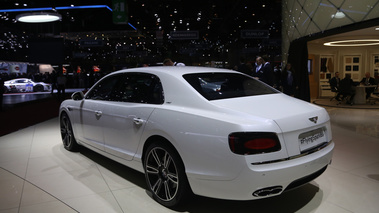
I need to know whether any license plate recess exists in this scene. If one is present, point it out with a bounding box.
[298,127,326,152]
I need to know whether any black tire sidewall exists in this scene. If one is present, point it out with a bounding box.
[144,142,191,207]
[60,113,78,151]
[33,84,44,92]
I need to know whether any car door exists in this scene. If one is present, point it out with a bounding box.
[101,73,164,160]
[80,100,105,150]
[79,75,120,151]
[15,79,27,91]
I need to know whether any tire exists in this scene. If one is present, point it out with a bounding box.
[60,113,79,151]
[3,86,8,93]
[144,142,191,207]
[33,84,44,92]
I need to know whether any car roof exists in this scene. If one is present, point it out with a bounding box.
[111,66,238,77]
[6,78,30,81]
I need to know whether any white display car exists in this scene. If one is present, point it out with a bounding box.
[4,78,51,93]
[59,66,334,207]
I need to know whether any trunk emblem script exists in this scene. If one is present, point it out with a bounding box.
[309,116,318,124]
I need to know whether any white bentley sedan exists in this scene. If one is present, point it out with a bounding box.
[59,66,334,207]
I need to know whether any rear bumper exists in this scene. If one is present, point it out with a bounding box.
[187,141,334,200]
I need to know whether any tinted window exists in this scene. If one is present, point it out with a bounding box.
[113,73,164,104]
[85,75,119,100]
[183,73,278,100]
[16,79,28,83]
[86,73,164,104]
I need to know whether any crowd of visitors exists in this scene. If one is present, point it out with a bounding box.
[1,57,295,98]
[234,56,298,97]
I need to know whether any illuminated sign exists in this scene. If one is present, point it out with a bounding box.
[170,31,199,40]
[241,30,269,39]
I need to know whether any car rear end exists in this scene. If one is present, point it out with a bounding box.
[180,71,334,200]
[187,94,334,200]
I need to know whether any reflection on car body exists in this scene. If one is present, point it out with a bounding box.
[198,77,223,92]
[59,66,334,208]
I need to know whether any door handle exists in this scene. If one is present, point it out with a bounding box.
[133,118,145,125]
[95,110,102,117]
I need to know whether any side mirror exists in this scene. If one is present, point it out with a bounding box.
[71,91,84,100]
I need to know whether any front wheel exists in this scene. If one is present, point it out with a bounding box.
[144,142,191,207]
[60,113,79,151]
[3,86,9,93]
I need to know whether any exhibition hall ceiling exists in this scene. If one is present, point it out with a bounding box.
[1,0,378,64]
[0,0,282,63]
[283,0,379,42]
[282,0,379,58]
[1,0,282,39]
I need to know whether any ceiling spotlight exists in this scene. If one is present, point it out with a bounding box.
[331,10,345,19]
[16,12,62,23]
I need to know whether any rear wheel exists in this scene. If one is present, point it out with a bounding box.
[33,84,44,92]
[60,113,79,151]
[144,142,191,207]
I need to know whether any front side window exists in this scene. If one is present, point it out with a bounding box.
[183,72,278,100]
[85,75,120,100]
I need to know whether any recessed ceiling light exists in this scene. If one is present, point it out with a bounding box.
[16,12,61,23]
[331,10,345,19]
[324,39,379,47]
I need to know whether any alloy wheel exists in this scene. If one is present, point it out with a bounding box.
[60,114,76,150]
[145,147,179,202]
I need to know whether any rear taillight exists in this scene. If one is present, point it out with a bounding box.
[229,132,281,155]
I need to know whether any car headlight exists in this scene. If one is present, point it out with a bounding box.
[228,132,281,155]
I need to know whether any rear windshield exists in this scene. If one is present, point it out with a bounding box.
[183,72,279,100]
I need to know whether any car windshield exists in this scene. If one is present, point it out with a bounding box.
[183,72,279,100]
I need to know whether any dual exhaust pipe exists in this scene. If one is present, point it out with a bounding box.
[253,186,283,197]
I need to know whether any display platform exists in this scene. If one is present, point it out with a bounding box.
[0,89,83,136]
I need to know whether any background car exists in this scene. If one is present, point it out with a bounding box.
[4,78,51,93]
[59,66,334,208]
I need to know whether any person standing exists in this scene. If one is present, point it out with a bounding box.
[236,57,251,75]
[261,56,274,86]
[252,56,263,80]
[0,74,4,111]
[50,70,57,94]
[57,72,67,100]
[281,63,298,96]
[163,58,185,66]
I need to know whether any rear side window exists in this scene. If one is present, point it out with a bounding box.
[85,73,164,104]
[183,72,278,100]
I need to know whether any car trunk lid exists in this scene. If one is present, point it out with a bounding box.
[212,94,331,157]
